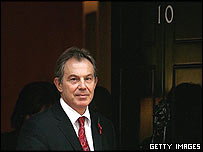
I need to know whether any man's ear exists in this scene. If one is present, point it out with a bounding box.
[54,77,63,93]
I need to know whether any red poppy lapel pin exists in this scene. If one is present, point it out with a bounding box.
[98,117,102,135]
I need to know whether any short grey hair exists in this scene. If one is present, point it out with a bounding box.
[55,47,97,83]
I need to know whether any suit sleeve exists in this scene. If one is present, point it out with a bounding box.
[16,118,49,150]
[109,120,117,150]
[101,116,117,150]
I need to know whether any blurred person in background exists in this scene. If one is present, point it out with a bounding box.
[140,82,202,150]
[166,82,202,143]
[1,81,60,150]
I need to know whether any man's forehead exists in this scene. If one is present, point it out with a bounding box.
[64,73,94,77]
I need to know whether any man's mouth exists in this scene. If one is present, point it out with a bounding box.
[75,94,89,97]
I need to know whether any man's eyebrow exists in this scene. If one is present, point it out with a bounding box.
[86,74,94,77]
[66,74,94,78]
[67,74,78,78]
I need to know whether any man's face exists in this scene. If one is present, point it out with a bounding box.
[54,58,97,114]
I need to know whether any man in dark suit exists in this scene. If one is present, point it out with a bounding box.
[17,47,116,150]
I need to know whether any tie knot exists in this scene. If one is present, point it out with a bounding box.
[78,116,85,127]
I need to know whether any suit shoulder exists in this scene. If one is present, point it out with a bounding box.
[22,106,55,129]
[91,111,114,127]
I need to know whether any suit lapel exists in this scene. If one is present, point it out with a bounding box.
[52,102,83,151]
[90,111,102,150]
[52,102,103,150]
[58,120,83,150]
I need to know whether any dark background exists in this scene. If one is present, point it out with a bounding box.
[1,1,202,150]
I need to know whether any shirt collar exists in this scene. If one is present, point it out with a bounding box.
[60,97,91,126]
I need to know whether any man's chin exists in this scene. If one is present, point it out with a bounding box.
[76,100,90,106]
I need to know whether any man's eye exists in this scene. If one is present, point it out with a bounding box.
[86,77,91,80]
[69,78,79,82]
[85,77,93,82]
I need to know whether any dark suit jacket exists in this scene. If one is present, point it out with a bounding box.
[16,101,116,150]
[1,130,19,150]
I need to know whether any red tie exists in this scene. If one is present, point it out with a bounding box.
[78,116,90,151]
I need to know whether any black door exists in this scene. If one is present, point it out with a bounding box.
[111,2,202,150]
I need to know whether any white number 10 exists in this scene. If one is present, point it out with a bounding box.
[158,5,174,24]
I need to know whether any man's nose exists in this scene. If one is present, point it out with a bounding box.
[78,79,86,89]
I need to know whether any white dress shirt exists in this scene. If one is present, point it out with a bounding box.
[60,98,94,151]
